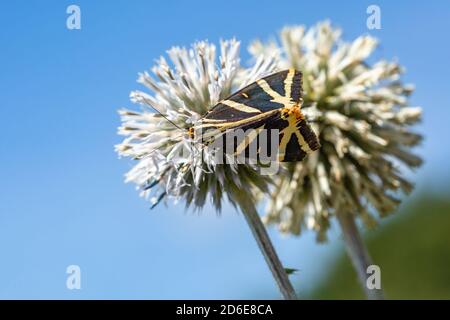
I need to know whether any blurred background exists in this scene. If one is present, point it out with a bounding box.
[0,0,449,299]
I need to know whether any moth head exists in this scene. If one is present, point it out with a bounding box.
[187,127,195,139]
[281,104,305,121]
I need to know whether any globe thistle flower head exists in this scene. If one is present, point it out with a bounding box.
[250,21,423,240]
[116,39,277,211]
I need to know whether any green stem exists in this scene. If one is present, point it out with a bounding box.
[336,211,384,300]
[237,194,297,300]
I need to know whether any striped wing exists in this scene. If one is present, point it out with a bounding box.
[195,69,320,162]
[203,69,302,122]
[265,112,320,162]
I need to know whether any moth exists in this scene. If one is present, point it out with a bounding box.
[189,69,320,162]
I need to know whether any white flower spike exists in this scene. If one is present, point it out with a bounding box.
[250,21,423,300]
[116,39,277,211]
[250,21,422,239]
[116,39,298,300]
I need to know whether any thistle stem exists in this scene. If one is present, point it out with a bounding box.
[237,195,297,300]
[336,211,384,300]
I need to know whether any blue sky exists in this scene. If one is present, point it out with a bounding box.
[0,1,449,299]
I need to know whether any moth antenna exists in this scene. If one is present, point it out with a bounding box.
[153,108,184,131]
[148,107,208,157]
[138,95,185,132]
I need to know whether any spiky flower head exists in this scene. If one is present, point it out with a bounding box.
[250,21,423,240]
[116,39,277,211]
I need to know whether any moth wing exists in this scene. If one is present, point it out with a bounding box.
[195,69,317,162]
[202,69,302,124]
